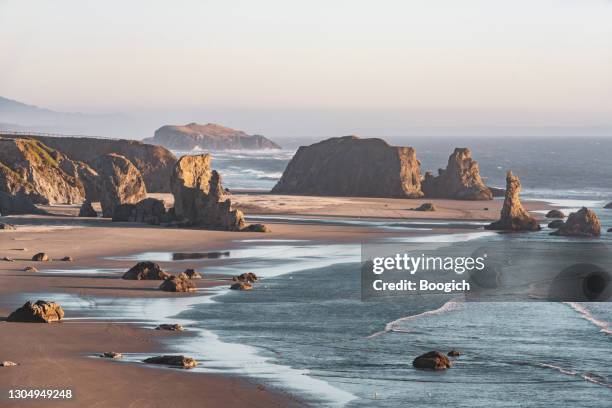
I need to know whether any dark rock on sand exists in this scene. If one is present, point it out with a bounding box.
[1,361,18,367]
[32,252,49,261]
[159,275,197,292]
[128,198,167,225]
[122,261,170,280]
[7,300,65,323]
[111,203,136,222]
[545,209,565,219]
[0,222,16,230]
[145,123,281,151]
[230,282,253,291]
[422,148,492,200]
[550,207,601,237]
[2,256,14,262]
[61,256,74,262]
[413,351,452,370]
[412,203,436,211]
[447,350,462,357]
[143,355,198,369]
[272,136,423,198]
[183,269,202,279]
[156,324,185,331]
[92,153,147,218]
[23,266,38,272]
[548,220,565,229]
[78,200,98,217]
[242,223,270,232]
[485,171,540,232]
[170,154,247,230]
[101,352,123,359]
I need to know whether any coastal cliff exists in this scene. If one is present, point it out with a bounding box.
[144,123,281,151]
[271,136,423,198]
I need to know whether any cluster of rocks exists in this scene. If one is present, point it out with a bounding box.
[412,350,461,371]
[122,262,203,293]
[272,136,499,200]
[7,300,65,323]
[230,272,258,291]
[143,355,197,369]
[550,207,601,237]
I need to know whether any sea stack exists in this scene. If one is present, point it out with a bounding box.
[422,148,492,200]
[170,154,246,230]
[271,136,423,198]
[550,207,601,237]
[486,171,540,231]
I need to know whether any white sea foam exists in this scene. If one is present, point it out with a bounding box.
[563,302,611,335]
[535,362,612,388]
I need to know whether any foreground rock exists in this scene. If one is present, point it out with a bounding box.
[27,135,177,193]
[272,136,423,198]
[159,275,197,292]
[0,222,16,230]
[230,282,253,291]
[412,203,436,212]
[1,361,18,367]
[143,355,198,369]
[92,154,147,218]
[100,352,123,359]
[545,209,565,219]
[551,207,601,237]
[122,262,171,280]
[422,148,492,200]
[170,154,247,230]
[78,200,97,217]
[233,272,258,283]
[412,351,452,370]
[32,252,49,261]
[7,300,65,323]
[548,220,565,229]
[145,122,281,151]
[485,171,540,231]
[156,324,184,331]
[242,223,270,232]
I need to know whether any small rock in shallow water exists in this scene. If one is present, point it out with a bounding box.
[411,203,436,212]
[101,352,123,359]
[232,272,258,283]
[32,253,49,262]
[155,324,184,331]
[242,223,270,232]
[143,355,197,369]
[413,351,452,370]
[548,220,565,229]
[23,266,38,272]
[545,209,565,219]
[1,361,18,367]
[447,350,462,357]
[61,256,74,262]
[230,282,252,291]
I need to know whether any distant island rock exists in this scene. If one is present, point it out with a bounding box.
[422,148,492,200]
[144,123,281,151]
[271,136,423,198]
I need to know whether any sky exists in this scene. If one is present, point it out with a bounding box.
[0,0,611,139]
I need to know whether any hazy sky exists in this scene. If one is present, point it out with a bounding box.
[1,0,611,139]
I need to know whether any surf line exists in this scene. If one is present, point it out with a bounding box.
[563,302,611,335]
[365,297,463,339]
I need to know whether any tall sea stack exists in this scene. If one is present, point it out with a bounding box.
[486,171,540,231]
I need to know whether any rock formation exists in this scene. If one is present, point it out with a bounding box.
[27,135,177,192]
[101,352,123,359]
[24,266,38,272]
[242,223,270,232]
[447,350,461,357]
[0,191,44,215]
[145,122,281,151]
[159,275,197,292]
[233,272,258,283]
[124,198,167,224]
[545,210,565,219]
[421,148,492,200]
[485,171,540,231]
[411,203,436,211]
[412,351,452,370]
[170,154,246,230]
[230,282,253,290]
[0,222,15,230]
[550,207,601,237]
[605,202,612,209]
[0,137,89,205]
[548,220,565,229]
[7,300,65,323]
[92,154,147,218]
[143,355,198,369]
[78,200,97,217]
[183,269,202,279]
[272,136,423,198]
[122,262,170,280]
[32,252,49,261]
[156,324,184,331]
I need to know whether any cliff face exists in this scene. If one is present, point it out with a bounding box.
[422,148,492,200]
[0,137,87,205]
[144,123,281,151]
[486,171,540,231]
[25,135,176,192]
[170,154,246,230]
[271,136,423,198]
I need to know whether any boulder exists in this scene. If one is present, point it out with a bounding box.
[604,202,611,209]
[32,252,49,261]
[183,269,202,279]
[92,153,147,218]
[412,203,436,212]
[143,355,198,369]
[242,223,270,232]
[422,148,492,200]
[447,350,462,357]
[233,272,258,283]
[485,171,540,232]
[170,154,246,230]
[23,266,38,272]
[159,275,197,292]
[412,351,452,371]
[156,324,185,331]
[0,222,16,230]
[101,352,123,359]
[144,123,281,151]
[128,198,167,225]
[78,200,97,217]
[3,256,14,262]
[608,228,612,233]
[122,261,170,280]
[551,207,601,237]
[1,361,18,367]
[545,209,565,219]
[61,256,74,262]
[111,203,136,222]
[548,220,565,229]
[272,136,423,198]
[230,282,252,291]
[7,300,65,323]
